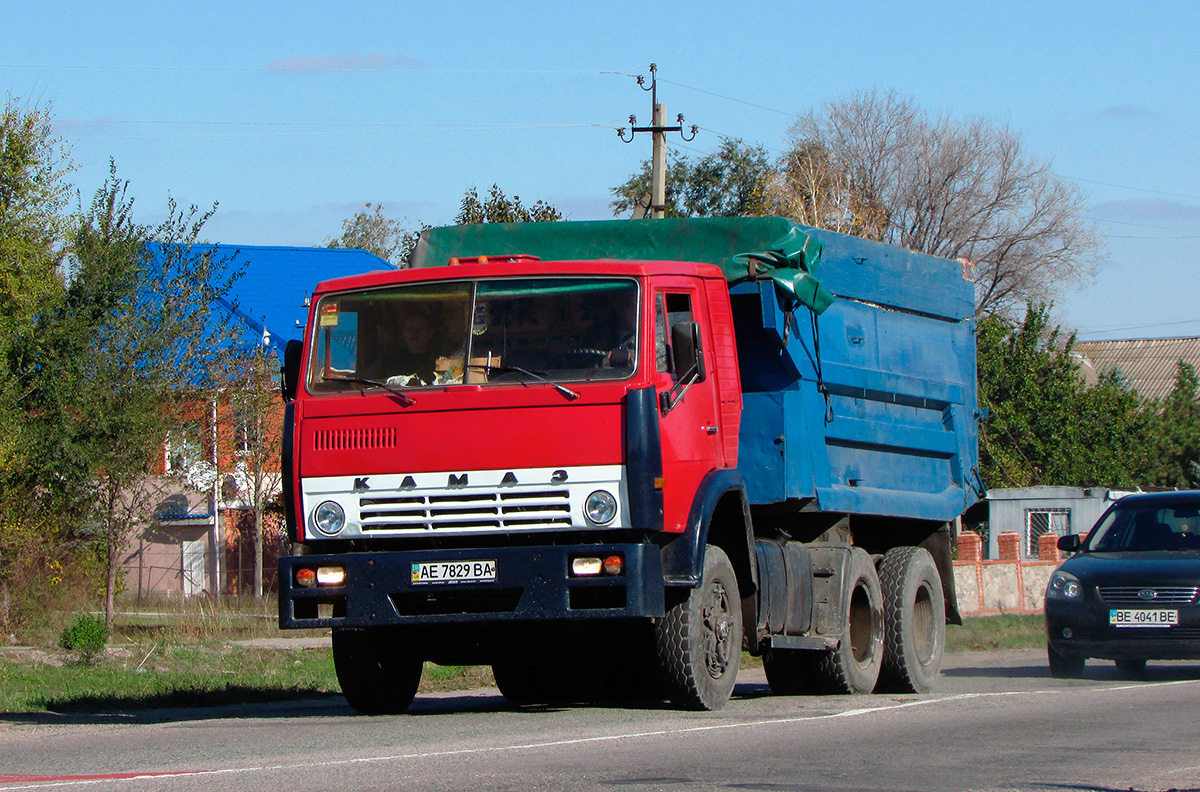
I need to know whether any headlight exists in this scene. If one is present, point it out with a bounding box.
[313,500,346,535]
[1047,570,1082,600]
[585,490,617,525]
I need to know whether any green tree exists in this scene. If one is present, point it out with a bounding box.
[324,202,411,266]
[976,305,1155,489]
[1150,362,1200,488]
[15,167,243,627]
[0,99,76,633]
[610,137,771,218]
[456,184,561,224]
[0,98,74,471]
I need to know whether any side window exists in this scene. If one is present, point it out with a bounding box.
[655,291,695,377]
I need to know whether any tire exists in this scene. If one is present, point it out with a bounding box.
[1047,644,1085,678]
[763,648,821,695]
[492,663,569,704]
[332,628,423,714]
[655,545,742,711]
[808,547,884,694]
[876,546,946,693]
[1115,658,1147,678]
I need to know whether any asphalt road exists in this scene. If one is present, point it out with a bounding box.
[2,649,1199,792]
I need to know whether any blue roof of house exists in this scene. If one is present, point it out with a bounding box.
[150,243,393,360]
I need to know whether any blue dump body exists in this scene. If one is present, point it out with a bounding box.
[733,227,980,522]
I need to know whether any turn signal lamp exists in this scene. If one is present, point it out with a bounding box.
[295,567,317,588]
[603,555,624,576]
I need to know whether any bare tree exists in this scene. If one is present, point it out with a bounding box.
[223,350,284,599]
[768,90,1101,316]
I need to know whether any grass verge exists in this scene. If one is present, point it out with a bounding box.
[946,612,1046,652]
[1,611,1045,713]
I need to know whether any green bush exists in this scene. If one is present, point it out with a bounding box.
[59,613,108,664]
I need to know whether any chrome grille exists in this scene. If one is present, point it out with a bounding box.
[1098,586,1198,606]
[359,489,572,533]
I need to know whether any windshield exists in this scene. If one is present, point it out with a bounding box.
[1084,500,1200,552]
[308,277,639,393]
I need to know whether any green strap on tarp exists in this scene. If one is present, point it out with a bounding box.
[410,217,835,314]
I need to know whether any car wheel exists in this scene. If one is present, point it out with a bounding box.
[1115,658,1147,678]
[1047,643,1085,678]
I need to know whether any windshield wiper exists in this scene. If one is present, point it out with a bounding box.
[321,375,416,406]
[467,364,579,400]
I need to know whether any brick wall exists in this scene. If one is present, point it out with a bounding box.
[954,530,1059,615]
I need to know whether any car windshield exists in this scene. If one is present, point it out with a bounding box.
[308,277,639,393]
[1084,501,1200,552]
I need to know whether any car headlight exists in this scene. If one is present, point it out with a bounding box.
[1047,570,1082,600]
[313,500,346,535]
[584,490,617,525]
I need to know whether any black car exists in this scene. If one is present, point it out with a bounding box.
[1045,490,1200,678]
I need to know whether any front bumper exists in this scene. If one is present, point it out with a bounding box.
[1045,598,1200,660]
[278,542,666,630]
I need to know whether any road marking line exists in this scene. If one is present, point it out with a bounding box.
[3,679,1197,789]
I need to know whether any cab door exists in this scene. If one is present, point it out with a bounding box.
[652,285,722,532]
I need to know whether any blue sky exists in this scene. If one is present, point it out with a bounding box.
[4,1,1198,340]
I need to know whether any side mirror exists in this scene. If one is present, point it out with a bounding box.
[661,321,706,414]
[1057,534,1081,553]
[670,320,706,383]
[282,339,303,402]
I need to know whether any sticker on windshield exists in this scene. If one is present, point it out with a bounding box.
[319,303,339,327]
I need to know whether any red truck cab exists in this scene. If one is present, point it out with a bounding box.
[283,256,740,548]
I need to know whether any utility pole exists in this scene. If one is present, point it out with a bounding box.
[618,64,697,219]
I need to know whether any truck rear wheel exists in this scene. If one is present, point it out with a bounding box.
[876,546,945,693]
[332,628,423,714]
[655,545,742,711]
[809,547,883,694]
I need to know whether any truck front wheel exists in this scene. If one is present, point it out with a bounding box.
[810,547,884,694]
[332,628,423,714]
[492,663,569,704]
[876,546,945,693]
[655,544,742,711]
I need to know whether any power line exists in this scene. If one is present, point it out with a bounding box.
[1075,318,1200,337]
[1061,174,1200,202]
[659,79,794,118]
[1100,233,1200,240]
[1091,216,1200,239]
[1,62,629,77]
[59,120,622,141]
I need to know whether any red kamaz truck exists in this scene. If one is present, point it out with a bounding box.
[278,218,981,712]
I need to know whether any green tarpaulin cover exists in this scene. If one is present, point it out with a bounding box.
[410,217,834,314]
